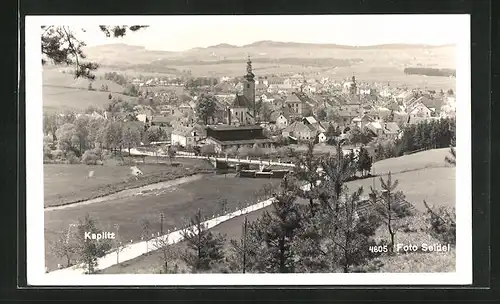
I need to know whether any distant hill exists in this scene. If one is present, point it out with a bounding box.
[79,41,456,89]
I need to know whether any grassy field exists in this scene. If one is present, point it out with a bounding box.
[99,148,455,274]
[43,86,137,113]
[44,174,281,270]
[44,158,214,207]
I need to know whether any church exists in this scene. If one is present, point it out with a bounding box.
[227,56,257,126]
[205,57,276,153]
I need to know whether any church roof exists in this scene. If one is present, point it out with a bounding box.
[231,94,251,108]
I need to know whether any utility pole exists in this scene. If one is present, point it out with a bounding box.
[242,216,248,273]
[114,224,120,263]
[160,212,164,235]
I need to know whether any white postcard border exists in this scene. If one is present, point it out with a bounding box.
[25,14,472,286]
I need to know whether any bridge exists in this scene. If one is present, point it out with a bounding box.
[175,153,296,171]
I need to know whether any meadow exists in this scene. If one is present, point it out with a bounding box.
[43,158,214,207]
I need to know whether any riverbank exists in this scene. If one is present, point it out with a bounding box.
[44,158,214,208]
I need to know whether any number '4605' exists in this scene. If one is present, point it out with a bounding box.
[369,245,388,253]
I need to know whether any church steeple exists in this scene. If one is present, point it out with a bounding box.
[245,55,255,82]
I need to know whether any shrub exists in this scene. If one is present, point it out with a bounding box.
[200,144,216,156]
[51,149,65,160]
[120,157,137,166]
[43,142,53,161]
[423,202,456,245]
[82,150,99,165]
[65,151,80,164]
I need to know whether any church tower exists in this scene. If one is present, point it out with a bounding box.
[243,56,256,118]
[350,75,357,96]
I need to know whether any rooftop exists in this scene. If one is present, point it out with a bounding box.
[207,137,275,146]
[206,124,263,131]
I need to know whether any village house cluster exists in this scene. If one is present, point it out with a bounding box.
[88,57,456,154]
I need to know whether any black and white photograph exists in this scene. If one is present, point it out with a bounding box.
[25,14,471,286]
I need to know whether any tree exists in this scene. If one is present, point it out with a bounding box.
[368,172,412,252]
[146,126,163,143]
[357,147,372,177]
[163,145,177,164]
[247,193,302,273]
[122,126,141,156]
[261,103,272,122]
[140,218,152,253]
[74,214,113,274]
[323,186,374,272]
[316,108,327,121]
[423,200,456,245]
[55,123,80,157]
[347,126,363,147]
[50,228,79,267]
[195,94,217,125]
[291,141,322,215]
[43,113,59,141]
[445,147,456,166]
[152,234,180,273]
[319,140,358,234]
[103,121,124,154]
[200,144,216,156]
[226,216,259,273]
[41,25,148,80]
[181,210,226,272]
[74,115,91,155]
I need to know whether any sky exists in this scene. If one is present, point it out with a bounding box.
[56,15,466,52]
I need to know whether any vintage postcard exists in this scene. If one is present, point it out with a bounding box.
[25,14,471,285]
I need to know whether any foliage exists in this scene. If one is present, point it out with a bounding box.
[357,146,372,176]
[151,234,180,273]
[290,141,323,214]
[316,108,327,121]
[245,193,302,273]
[122,126,142,155]
[445,147,456,166]
[423,201,456,245]
[180,210,227,272]
[74,214,113,273]
[81,149,99,165]
[50,229,79,267]
[42,25,148,79]
[195,94,217,125]
[200,144,216,156]
[368,172,414,252]
[55,123,80,157]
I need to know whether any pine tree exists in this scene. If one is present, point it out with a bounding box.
[368,173,413,252]
[247,193,302,273]
[181,210,226,272]
[357,147,373,177]
[291,141,323,215]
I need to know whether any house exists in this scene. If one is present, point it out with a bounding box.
[282,121,316,141]
[382,122,401,139]
[364,122,384,137]
[285,93,304,118]
[171,124,206,147]
[302,116,326,133]
[269,111,289,129]
[317,132,327,143]
[352,114,375,129]
[407,101,432,119]
[150,115,173,127]
[205,125,275,153]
